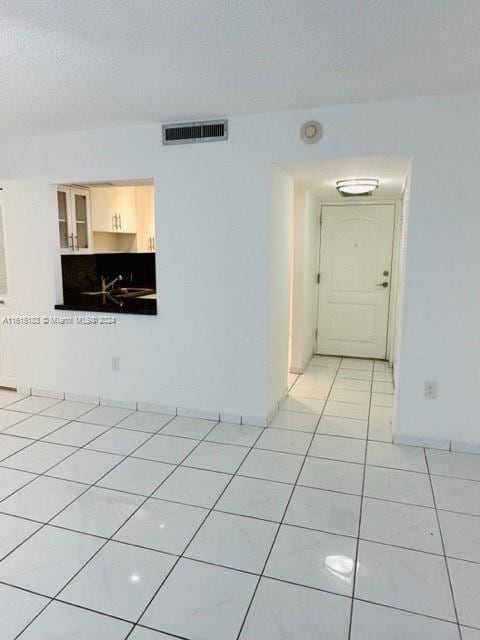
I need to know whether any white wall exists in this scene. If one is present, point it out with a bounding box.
[267,167,294,413]
[0,142,8,176]
[4,90,480,445]
[290,188,319,373]
[390,174,411,368]
[2,134,273,421]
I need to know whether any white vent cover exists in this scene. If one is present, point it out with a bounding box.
[162,119,228,145]
[0,204,8,296]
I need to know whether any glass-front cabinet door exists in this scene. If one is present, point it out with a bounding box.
[70,188,92,253]
[57,186,93,254]
[57,188,71,252]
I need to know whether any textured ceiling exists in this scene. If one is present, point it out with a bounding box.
[1,0,480,135]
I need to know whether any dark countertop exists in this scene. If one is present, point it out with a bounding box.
[55,292,157,315]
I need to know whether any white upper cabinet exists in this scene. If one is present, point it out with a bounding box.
[57,186,93,254]
[135,186,155,252]
[58,184,154,254]
[91,186,137,234]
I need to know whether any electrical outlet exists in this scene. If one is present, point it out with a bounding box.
[424,381,437,399]
[111,357,120,372]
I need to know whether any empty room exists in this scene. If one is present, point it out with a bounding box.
[0,1,479,639]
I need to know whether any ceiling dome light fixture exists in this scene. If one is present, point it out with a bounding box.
[336,178,379,195]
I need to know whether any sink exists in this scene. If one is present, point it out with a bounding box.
[82,287,155,299]
[110,287,154,296]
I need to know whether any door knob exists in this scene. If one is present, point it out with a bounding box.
[376,282,389,288]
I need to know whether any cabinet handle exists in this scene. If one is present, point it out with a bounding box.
[112,214,117,231]
[152,236,155,251]
[69,233,74,251]
[118,214,122,230]
[74,236,79,251]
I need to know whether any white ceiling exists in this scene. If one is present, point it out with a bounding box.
[281,156,410,200]
[1,0,480,135]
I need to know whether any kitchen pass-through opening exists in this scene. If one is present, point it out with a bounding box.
[54,178,157,316]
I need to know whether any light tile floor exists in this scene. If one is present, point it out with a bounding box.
[0,356,478,639]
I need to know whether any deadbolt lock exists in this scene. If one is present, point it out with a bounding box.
[383,270,389,276]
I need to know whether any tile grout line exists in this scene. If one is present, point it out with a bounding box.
[7,435,454,477]
[0,409,225,502]
[1,571,469,639]
[2,404,477,517]
[7,432,459,513]
[3,494,480,571]
[1,368,474,637]
[347,356,374,640]
[234,356,343,640]
[0,369,382,593]
[0,416,173,536]
[3,422,479,567]
[0,407,145,507]
[1,558,471,638]
[9,411,182,639]
[14,413,474,485]
[123,420,270,639]
[424,448,463,638]
[1,372,477,637]
[0,397,146,473]
[21,414,233,632]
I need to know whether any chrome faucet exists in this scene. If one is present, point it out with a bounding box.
[101,274,123,292]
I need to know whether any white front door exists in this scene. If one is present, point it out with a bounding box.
[316,204,395,359]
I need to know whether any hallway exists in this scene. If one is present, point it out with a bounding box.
[286,355,393,443]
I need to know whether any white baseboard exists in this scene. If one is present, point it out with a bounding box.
[240,406,278,428]
[451,440,480,454]
[31,388,65,400]
[177,406,220,421]
[395,433,480,454]
[18,385,274,428]
[289,366,304,375]
[100,397,137,410]
[393,433,451,450]
[16,385,32,396]
[65,392,100,405]
[17,385,480,453]
[219,413,242,425]
[137,401,177,416]
[267,405,279,426]
[241,414,268,427]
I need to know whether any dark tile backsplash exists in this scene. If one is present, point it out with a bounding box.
[61,253,156,293]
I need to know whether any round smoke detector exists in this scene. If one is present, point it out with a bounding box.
[300,120,322,144]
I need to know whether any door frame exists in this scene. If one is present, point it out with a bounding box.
[314,198,402,362]
[0,196,16,389]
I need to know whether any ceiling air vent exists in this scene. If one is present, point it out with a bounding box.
[162,119,228,145]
